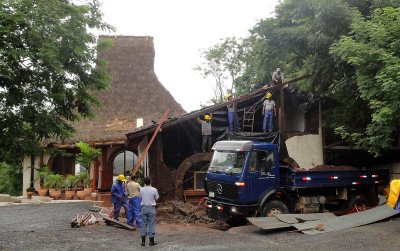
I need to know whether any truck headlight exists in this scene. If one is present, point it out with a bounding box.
[231,206,238,213]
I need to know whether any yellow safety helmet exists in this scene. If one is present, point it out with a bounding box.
[204,114,211,121]
[226,93,233,100]
[117,174,126,181]
[266,92,272,98]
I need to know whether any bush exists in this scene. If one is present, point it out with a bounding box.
[0,162,22,196]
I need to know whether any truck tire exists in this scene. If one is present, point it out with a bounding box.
[260,200,289,217]
[346,195,369,210]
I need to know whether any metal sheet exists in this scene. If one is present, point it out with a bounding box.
[247,217,292,230]
[295,204,399,235]
[275,213,336,224]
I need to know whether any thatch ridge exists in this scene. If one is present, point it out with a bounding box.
[54,35,185,144]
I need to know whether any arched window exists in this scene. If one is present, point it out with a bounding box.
[113,150,137,179]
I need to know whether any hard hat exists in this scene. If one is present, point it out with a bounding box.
[266,92,272,98]
[226,93,233,100]
[277,68,281,72]
[204,114,211,121]
[117,174,126,181]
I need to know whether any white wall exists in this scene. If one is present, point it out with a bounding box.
[285,133,324,170]
[22,153,51,197]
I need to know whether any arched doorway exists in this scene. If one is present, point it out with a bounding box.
[110,148,138,183]
[175,153,212,199]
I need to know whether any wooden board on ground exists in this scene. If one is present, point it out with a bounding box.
[275,213,336,224]
[103,217,135,231]
[247,217,293,230]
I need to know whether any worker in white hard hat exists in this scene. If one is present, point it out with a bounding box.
[272,67,284,86]
[111,174,129,221]
[262,92,276,132]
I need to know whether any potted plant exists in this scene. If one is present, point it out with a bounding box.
[44,174,64,199]
[76,142,100,194]
[26,186,36,199]
[78,171,92,197]
[34,165,52,196]
[64,175,79,200]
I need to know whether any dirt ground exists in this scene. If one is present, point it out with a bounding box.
[1,201,400,251]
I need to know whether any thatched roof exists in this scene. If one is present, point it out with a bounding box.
[55,36,185,145]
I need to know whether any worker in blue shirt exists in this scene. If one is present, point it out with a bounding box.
[111,174,128,221]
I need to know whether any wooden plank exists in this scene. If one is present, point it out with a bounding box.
[296,204,399,235]
[103,217,135,231]
[247,217,293,230]
[275,213,336,224]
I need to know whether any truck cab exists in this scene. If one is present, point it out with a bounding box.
[205,140,389,225]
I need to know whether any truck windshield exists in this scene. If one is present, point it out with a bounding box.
[209,150,247,174]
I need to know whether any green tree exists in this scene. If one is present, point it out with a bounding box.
[194,37,244,104]
[0,0,113,164]
[330,7,400,155]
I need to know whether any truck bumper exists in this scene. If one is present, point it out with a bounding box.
[205,198,258,221]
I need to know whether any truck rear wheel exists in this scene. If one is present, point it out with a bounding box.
[260,200,289,217]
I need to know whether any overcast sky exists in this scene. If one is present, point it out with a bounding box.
[100,0,279,112]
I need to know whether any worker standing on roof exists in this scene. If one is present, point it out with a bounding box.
[111,174,128,221]
[272,68,284,85]
[262,92,276,132]
[127,174,142,228]
[201,114,212,152]
[226,94,240,132]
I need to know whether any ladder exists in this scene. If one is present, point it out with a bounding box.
[242,108,255,132]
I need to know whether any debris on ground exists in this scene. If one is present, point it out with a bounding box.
[156,200,228,230]
[71,212,98,228]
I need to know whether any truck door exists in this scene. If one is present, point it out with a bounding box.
[247,150,276,202]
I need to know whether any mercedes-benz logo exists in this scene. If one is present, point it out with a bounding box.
[217,184,223,194]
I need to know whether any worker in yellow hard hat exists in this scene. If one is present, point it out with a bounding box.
[200,114,212,152]
[262,92,276,132]
[111,174,128,221]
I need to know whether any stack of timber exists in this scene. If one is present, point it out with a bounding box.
[71,212,97,228]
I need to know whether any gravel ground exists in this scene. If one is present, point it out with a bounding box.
[0,202,399,251]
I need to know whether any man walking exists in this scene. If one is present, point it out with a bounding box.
[262,92,276,132]
[127,175,142,228]
[140,176,159,246]
[111,174,128,221]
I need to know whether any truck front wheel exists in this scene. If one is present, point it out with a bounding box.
[260,200,289,217]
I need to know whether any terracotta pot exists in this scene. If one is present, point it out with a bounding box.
[76,190,86,200]
[84,187,92,196]
[51,190,62,200]
[37,188,48,197]
[49,189,56,197]
[27,191,34,199]
[65,190,76,200]
[90,192,97,200]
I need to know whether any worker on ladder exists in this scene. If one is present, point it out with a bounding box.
[262,92,276,132]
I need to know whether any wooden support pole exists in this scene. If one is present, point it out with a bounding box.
[132,109,170,175]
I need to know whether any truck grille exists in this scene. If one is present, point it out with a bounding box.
[207,180,238,200]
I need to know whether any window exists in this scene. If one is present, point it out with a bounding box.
[51,154,75,175]
[249,151,274,173]
[113,150,137,180]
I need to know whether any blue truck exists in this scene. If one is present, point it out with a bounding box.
[205,140,390,225]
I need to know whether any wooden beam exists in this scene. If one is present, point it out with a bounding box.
[131,109,170,175]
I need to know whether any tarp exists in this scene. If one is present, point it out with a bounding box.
[216,131,289,160]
